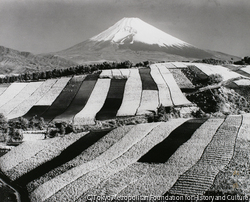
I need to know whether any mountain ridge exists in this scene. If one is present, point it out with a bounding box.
[0,18,240,74]
[56,17,240,63]
[0,46,77,74]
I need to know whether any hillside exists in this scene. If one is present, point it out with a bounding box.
[0,46,77,74]
[0,65,193,123]
[0,61,250,201]
[0,115,249,201]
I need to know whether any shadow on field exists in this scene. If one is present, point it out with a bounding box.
[14,129,112,187]
[96,79,127,120]
[22,106,50,120]
[138,118,207,163]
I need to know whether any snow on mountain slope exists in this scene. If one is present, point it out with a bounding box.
[90,17,191,48]
[56,17,239,63]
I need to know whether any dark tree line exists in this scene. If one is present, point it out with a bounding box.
[193,58,233,65]
[0,60,150,84]
[234,56,250,65]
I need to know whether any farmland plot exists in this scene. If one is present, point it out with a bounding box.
[233,79,250,86]
[96,79,127,120]
[16,130,111,188]
[136,68,159,115]
[192,63,242,81]
[0,133,86,181]
[157,64,191,106]
[111,69,123,78]
[160,63,176,69]
[73,79,110,125]
[0,82,43,116]
[241,65,250,75]
[27,126,133,193]
[116,69,142,116]
[30,123,160,202]
[171,62,188,68]
[53,74,100,123]
[99,69,112,78]
[0,83,9,96]
[81,118,192,197]
[7,79,58,120]
[168,68,195,89]
[182,65,209,85]
[62,120,189,202]
[207,114,250,196]
[139,68,158,90]
[117,118,224,196]
[21,78,70,120]
[191,63,218,76]
[238,113,250,141]
[0,83,28,108]
[150,64,172,107]
[23,106,50,120]
[35,77,71,106]
[136,90,159,115]
[169,115,242,196]
[39,76,85,122]
[139,119,207,163]
[119,69,130,78]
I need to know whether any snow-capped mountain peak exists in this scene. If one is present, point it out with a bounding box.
[56,17,239,63]
[90,17,191,48]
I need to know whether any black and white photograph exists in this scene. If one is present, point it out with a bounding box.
[0,0,250,201]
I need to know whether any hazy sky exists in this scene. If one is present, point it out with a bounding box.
[0,0,250,57]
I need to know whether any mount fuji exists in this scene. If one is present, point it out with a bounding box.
[56,17,238,63]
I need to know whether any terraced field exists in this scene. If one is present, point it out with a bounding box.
[0,114,249,201]
[241,65,250,76]
[0,63,193,124]
[190,63,242,81]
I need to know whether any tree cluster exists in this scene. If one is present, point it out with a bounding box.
[0,60,151,84]
[234,56,250,65]
[193,58,233,65]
